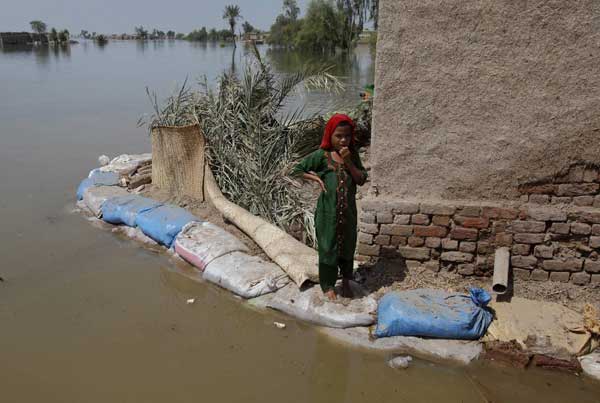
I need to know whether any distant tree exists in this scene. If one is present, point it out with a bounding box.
[283,0,300,20]
[242,21,256,34]
[208,28,219,41]
[49,27,58,42]
[186,27,208,41]
[222,5,242,44]
[218,29,234,42]
[79,30,89,39]
[175,33,185,39]
[92,32,97,39]
[134,26,148,39]
[295,0,341,53]
[268,0,302,47]
[58,29,69,43]
[167,30,176,39]
[95,34,108,45]
[30,20,47,34]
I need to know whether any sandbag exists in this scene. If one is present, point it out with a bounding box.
[135,204,200,247]
[100,153,152,175]
[579,353,600,381]
[174,221,249,270]
[101,195,162,227]
[82,186,129,217]
[375,288,493,340]
[76,171,120,200]
[203,251,289,299]
[267,282,377,328]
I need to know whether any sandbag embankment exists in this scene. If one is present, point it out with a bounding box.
[204,165,319,287]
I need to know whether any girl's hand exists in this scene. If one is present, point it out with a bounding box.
[339,147,352,163]
[303,171,327,193]
[309,171,327,193]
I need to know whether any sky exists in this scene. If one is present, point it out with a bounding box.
[0,0,310,34]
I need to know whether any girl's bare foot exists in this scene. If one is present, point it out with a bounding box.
[341,280,354,298]
[324,289,337,301]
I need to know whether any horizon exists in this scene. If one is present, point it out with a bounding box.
[0,0,310,35]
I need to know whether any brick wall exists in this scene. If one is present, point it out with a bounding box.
[358,192,600,286]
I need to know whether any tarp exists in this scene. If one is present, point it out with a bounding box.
[101,195,162,227]
[484,297,591,359]
[174,221,249,270]
[267,282,377,328]
[135,205,200,247]
[375,288,493,340]
[82,186,129,217]
[203,251,289,299]
[76,171,120,200]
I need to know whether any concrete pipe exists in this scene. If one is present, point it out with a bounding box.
[492,247,510,294]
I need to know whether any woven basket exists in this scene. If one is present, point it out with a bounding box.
[151,123,205,201]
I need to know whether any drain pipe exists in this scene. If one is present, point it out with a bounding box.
[492,247,510,294]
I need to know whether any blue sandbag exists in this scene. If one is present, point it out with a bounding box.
[374,288,493,340]
[135,205,201,247]
[101,195,163,227]
[76,171,120,200]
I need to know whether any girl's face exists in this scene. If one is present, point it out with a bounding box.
[331,125,352,151]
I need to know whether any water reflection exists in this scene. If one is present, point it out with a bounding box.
[0,44,74,65]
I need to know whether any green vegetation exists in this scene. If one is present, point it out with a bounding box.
[30,20,47,34]
[268,0,379,53]
[223,4,242,39]
[47,27,70,44]
[242,21,256,34]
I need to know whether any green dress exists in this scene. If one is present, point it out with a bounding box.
[293,149,367,291]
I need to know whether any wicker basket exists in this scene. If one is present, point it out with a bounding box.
[151,123,205,201]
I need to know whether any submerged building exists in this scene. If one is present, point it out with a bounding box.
[359,0,600,285]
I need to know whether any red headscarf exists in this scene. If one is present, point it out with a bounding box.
[320,113,356,150]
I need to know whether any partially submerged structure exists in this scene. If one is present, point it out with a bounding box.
[358,0,600,285]
[0,32,48,46]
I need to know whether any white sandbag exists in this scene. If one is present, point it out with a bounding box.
[202,252,289,299]
[174,222,249,270]
[83,185,129,217]
[267,282,377,328]
[100,153,152,175]
[579,353,600,381]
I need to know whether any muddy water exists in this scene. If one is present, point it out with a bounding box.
[1,41,599,402]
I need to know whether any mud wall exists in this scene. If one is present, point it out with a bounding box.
[370,0,600,201]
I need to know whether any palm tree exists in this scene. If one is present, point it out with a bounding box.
[30,20,47,34]
[222,5,241,46]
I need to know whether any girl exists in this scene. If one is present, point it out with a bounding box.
[293,114,367,300]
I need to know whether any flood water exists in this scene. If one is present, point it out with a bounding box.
[1,40,599,403]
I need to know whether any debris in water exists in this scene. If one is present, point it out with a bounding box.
[274,322,286,329]
[98,155,110,166]
[0,276,4,282]
[388,355,412,369]
[186,298,195,305]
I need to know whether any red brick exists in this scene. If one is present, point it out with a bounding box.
[374,235,390,245]
[359,223,379,234]
[495,233,514,246]
[357,244,380,257]
[584,259,600,273]
[441,251,474,263]
[425,237,441,248]
[408,236,425,247]
[458,206,481,217]
[509,220,546,233]
[413,225,448,238]
[398,247,430,261]
[380,224,412,236]
[511,255,538,269]
[411,214,430,225]
[482,206,519,219]
[549,272,570,282]
[450,227,478,241]
[571,272,591,285]
[512,244,530,256]
[513,233,544,244]
[390,236,408,246]
[432,215,451,226]
[420,203,456,215]
[454,216,490,229]
[543,259,583,272]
